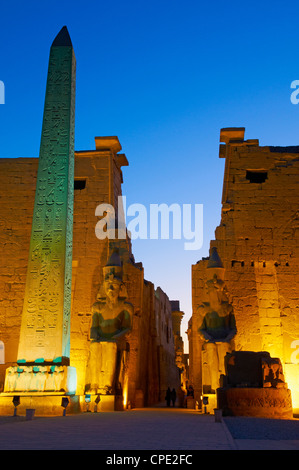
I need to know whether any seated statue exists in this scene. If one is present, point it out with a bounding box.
[197,248,237,393]
[85,252,133,395]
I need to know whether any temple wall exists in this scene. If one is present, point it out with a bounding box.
[0,158,37,372]
[69,150,112,396]
[190,128,299,410]
[154,288,181,401]
[171,307,187,390]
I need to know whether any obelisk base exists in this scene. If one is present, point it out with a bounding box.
[3,365,77,395]
[0,392,125,416]
[0,393,80,416]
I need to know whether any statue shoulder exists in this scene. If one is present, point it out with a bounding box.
[92,300,105,314]
[122,300,134,315]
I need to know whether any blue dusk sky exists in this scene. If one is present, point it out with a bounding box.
[0,0,298,347]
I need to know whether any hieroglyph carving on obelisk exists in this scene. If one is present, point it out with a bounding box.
[17,26,76,365]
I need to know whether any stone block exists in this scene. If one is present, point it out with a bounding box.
[225,351,268,388]
[217,387,293,419]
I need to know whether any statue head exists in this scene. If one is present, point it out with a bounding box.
[97,251,128,301]
[104,272,122,302]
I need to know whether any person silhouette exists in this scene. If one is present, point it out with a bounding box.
[165,387,171,407]
[171,388,176,407]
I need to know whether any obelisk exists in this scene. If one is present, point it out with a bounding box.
[17,26,76,366]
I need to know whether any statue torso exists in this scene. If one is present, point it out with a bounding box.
[198,302,236,341]
[91,300,132,340]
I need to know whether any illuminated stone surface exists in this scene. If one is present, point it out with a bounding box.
[0,28,182,410]
[0,140,181,409]
[197,248,236,393]
[190,128,299,412]
[217,350,292,419]
[17,26,76,364]
[85,251,133,398]
[217,387,293,419]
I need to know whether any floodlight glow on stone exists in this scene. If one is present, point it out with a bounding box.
[17,26,76,365]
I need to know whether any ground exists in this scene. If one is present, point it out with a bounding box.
[1,405,299,452]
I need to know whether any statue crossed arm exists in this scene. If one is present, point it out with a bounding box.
[90,301,133,342]
[198,304,236,344]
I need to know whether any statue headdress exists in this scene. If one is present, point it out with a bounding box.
[97,251,128,300]
[206,247,225,281]
[103,251,123,279]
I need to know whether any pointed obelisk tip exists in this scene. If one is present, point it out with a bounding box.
[51,26,72,47]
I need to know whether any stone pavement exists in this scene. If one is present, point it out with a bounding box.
[0,406,299,452]
[224,415,299,450]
